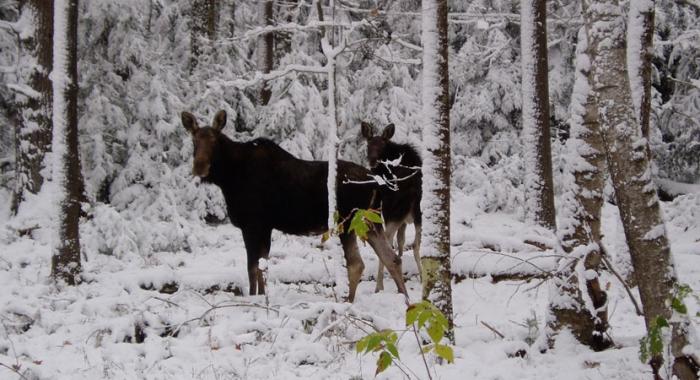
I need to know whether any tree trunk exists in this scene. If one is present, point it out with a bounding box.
[50,0,83,286]
[548,27,611,351]
[258,0,274,105]
[321,0,339,234]
[190,0,218,71]
[582,1,699,378]
[11,0,53,214]
[420,0,453,342]
[520,0,556,230]
[627,0,655,142]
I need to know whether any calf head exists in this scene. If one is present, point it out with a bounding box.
[361,121,395,169]
[181,110,227,178]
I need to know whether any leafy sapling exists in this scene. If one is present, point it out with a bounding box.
[356,300,454,376]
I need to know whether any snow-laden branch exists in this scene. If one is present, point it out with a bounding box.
[211,64,329,89]
[0,66,15,74]
[7,83,40,99]
[0,20,18,32]
[343,155,421,191]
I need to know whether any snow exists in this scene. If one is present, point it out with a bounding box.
[4,190,699,379]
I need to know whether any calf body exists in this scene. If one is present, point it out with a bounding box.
[361,122,423,292]
[182,110,407,302]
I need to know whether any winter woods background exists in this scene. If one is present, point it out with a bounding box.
[0,0,699,379]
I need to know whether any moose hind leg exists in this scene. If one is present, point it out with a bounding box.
[413,223,422,282]
[341,232,365,302]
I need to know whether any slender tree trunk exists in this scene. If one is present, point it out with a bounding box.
[321,0,339,233]
[628,0,655,142]
[420,0,453,342]
[582,1,699,378]
[258,0,274,105]
[11,0,53,214]
[190,0,218,71]
[548,27,611,351]
[50,0,83,286]
[520,0,556,230]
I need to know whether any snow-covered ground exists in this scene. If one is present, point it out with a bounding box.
[1,191,698,379]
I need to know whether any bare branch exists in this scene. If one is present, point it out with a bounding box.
[6,84,41,99]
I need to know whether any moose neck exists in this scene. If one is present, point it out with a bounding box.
[381,141,421,167]
[203,134,243,188]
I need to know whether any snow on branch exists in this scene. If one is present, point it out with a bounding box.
[7,83,41,99]
[211,64,330,89]
[0,20,18,32]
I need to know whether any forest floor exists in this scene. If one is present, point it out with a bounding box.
[0,191,698,380]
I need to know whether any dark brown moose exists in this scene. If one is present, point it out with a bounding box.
[361,122,422,292]
[181,110,407,302]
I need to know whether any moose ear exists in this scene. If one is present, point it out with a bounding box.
[212,110,227,131]
[382,123,395,140]
[361,121,374,139]
[181,112,199,134]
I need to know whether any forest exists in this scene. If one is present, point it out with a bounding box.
[0,0,699,379]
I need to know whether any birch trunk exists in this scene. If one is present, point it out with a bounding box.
[420,0,453,342]
[548,27,611,351]
[583,1,699,377]
[520,0,556,230]
[51,0,83,286]
[11,0,53,214]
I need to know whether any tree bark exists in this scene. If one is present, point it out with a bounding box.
[582,1,699,377]
[258,0,274,105]
[11,0,53,214]
[50,0,83,286]
[420,0,453,342]
[520,0,556,230]
[190,0,218,71]
[548,27,611,351]
[627,0,655,142]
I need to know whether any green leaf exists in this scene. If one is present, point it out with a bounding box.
[321,231,331,243]
[421,344,434,353]
[435,344,455,364]
[427,322,444,343]
[386,342,399,359]
[417,310,431,329]
[349,212,370,240]
[671,297,688,315]
[406,304,420,326]
[376,351,392,375]
[356,336,369,353]
[654,316,669,328]
[365,334,382,353]
[363,209,384,224]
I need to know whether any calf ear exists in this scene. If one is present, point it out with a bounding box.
[181,112,199,134]
[382,123,395,140]
[361,121,374,139]
[212,110,227,131]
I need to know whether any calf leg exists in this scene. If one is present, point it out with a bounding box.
[367,224,407,299]
[413,223,422,282]
[340,232,365,302]
[376,221,402,293]
[241,227,272,296]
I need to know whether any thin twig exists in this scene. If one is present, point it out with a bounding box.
[0,362,28,380]
[410,323,433,380]
[481,321,505,339]
[600,253,643,316]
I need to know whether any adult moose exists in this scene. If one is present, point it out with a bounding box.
[361,122,422,292]
[181,110,407,302]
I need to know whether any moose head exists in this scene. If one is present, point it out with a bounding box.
[360,121,395,169]
[181,110,227,178]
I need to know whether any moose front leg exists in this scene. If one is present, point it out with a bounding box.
[367,225,408,300]
[241,227,272,296]
[375,221,402,293]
